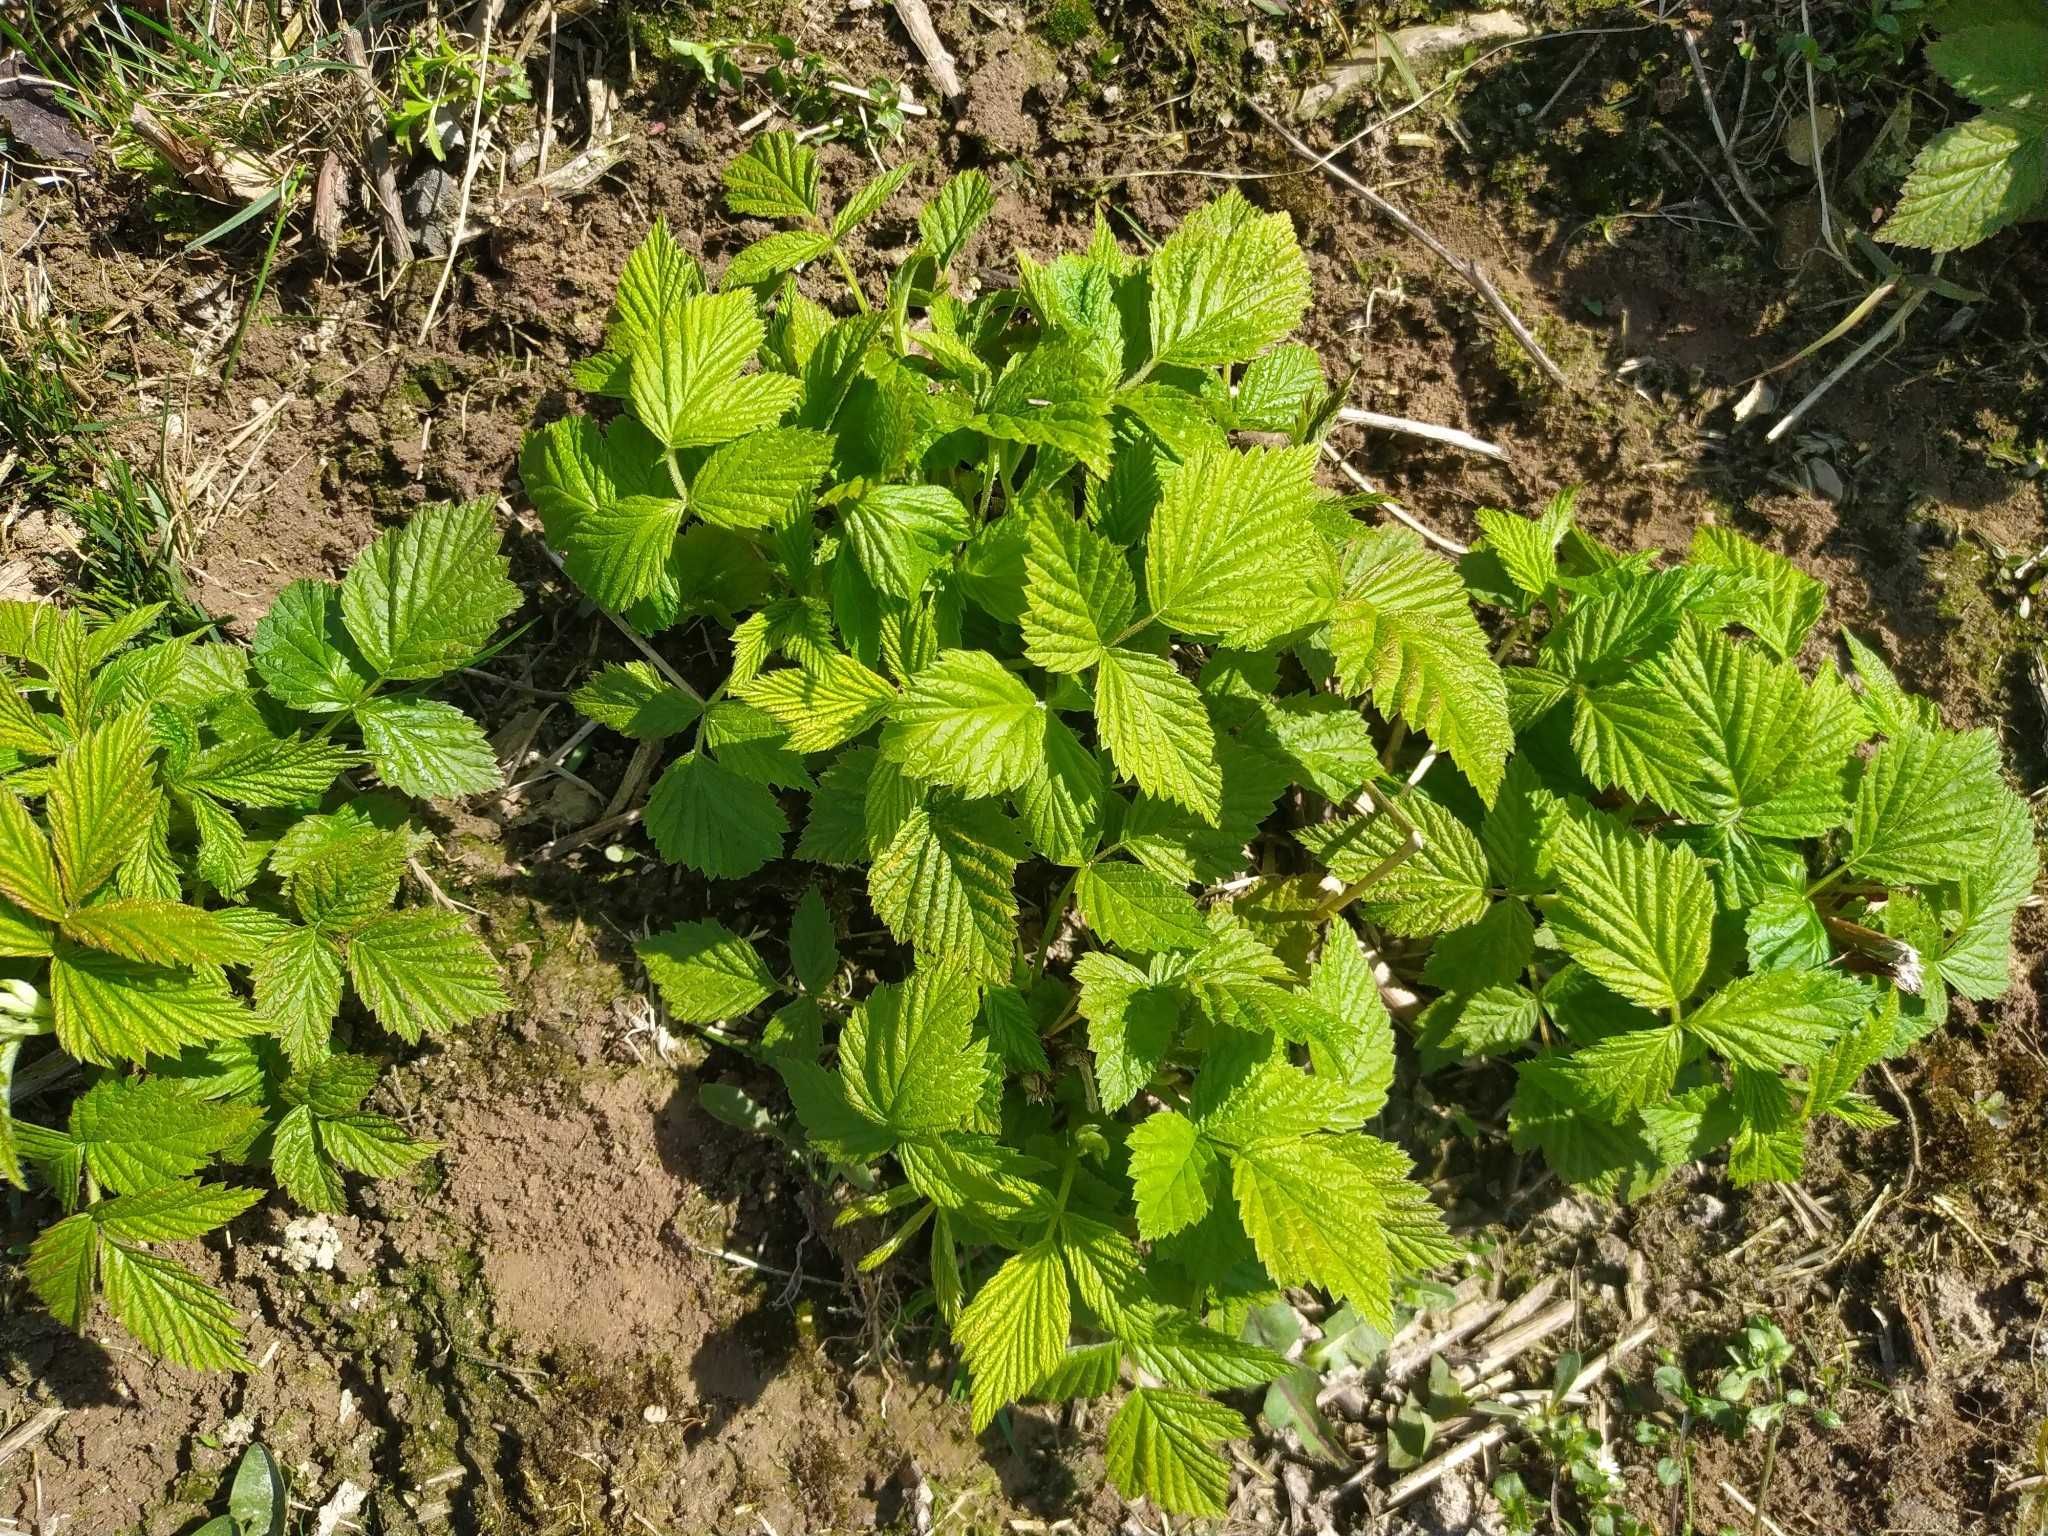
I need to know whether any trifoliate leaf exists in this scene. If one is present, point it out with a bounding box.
[1197,1057,1368,1145]
[1329,530,1511,804]
[1683,968,1869,1070]
[571,662,703,740]
[1474,504,1567,600]
[881,650,1045,797]
[1841,630,1939,737]
[1547,812,1713,1011]
[1145,444,1325,648]
[1746,886,1831,974]
[868,800,1025,982]
[1245,693,1384,803]
[842,484,973,602]
[1231,342,1324,433]
[1570,684,1716,815]
[356,696,499,798]
[1094,647,1222,824]
[270,1105,344,1211]
[338,500,519,681]
[1075,862,1209,952]
[739,653,898,754]
[1127,1110,1217,1239]
[839,966,986,1136]
[643,751,788,878]
[638,919,779,1022]
[1147,188,1311,367]
[345,909,506,1042]
[250,580,374,712]
[1848,726,2006,885]
[1021,509,1137,674]
[956,1242,1071,1432]
[1300,791,1491,936]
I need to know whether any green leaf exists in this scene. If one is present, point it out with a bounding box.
[1020,509,1137,674]
[789,884,838,994]
[1104,1387,1245,1517]
[175,728,352,809]
[99,1235,250,1370]
[1929,20,2048,113]
[345,909,506,1042]
[1683,968,1869,1070]
[1147,188,1311,367]
[250,580,374,712]
[1547,813,1714,1011]
[355,696,499,798]
[881,650,1044,797]
[0,785,64,919]
[50,944,257,1066]
[1564,1025,1684,1115]
[1939,787,2037,1000]
[723,131,820,220]
[1687,526,1826,661]
[1015,716,1108,864]
[1329,530,1511,804]
[1094,647,1222,823]
[598,220,705,384]
[1128,1315,1290,1391]
[868,800,1025,982]
[1075,862,1209,952]
[1848,727,2006,885]
[253,923,344,1064]
[571,662,702,740]
[1570,684,1714,813]
[26,1211,97,1329]
[840,966,986,1136]
[1843,630,1939,737]
[842,484,973,600]
[1231,1134,1401,1322]
[638,919,779,1022]
[724,228,834,287]
[1304,925,1394,1111]
[976,340,1114,476]
[226,1445,287,1536]
[61,899,253,967]
[688,427,834,529]
[643,752,788,878]
[632,290,801,450]
[69,1079,260,1195]
[738,653,898,754]
[338,501,519,681]
[1474,503,1568,600]
[1232,342,1325,433]
[832,159,916,238]
[48,712,156,903]
[918,170,996,269]
[1075,951,1181,1109]
[93,1180,262,1243]
[1145,444,1325,647]
[1300,791,1491,936]
[1882,110,2048,251]
[956,1242,1071,1431]
[1127,1109,1217,1239]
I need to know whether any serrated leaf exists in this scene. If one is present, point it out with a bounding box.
[253,923,344,1064]
[338,501,518,681]
[689,427,834,529]
[69,1079,260,1195]
[61,899,253,967]
[1232,1134,1401,1324]
[643,751,788,878]
[1145,444,1325,648]
[1683,968,1868,1070]
[48,712,155,903]
[1571,683,1715,814]
[1547,812,1713,1011]
[724,228,834,287]
[869,800,1025,982]
[1075,951,1181,1109]
[1330,530,1511,803]
[176,728,353,809]
[99,1236,250,1370]
[1848,727,2006,885]
[957,1242,1071,1432]
[919,170,996,269]
[1015,716,1108,864]
[1095,647,1222,823]
[1075,862,1209,952]
[1565,1024,1684,1115]
[841,966,985,1137]
[0,786,63,919]
[1939,787,2037,1000]
[639,919,779,1022]
[723,131,820,220]
[842,484,973,600]
[250,580,374,712]
[1127,1110,1217,1239]
[1198,1057,1367,1145]
[356,696,499,798]
[881,650,1045,797]
[632,290,800,450]
[1129,1316,1290,1392]
[789,885,838,994]
[50,943,258,1066]
[1929,20,2048,113]
[738,653,898,754]
[1882,110,2048,251]
[832,159,915,238]
[1104,1387,1243,1517]
[1687,526,1826,660]
[1148,188,1311,367]
[572,662,702,740]
[1232,342,1324,433]
[26,1211,97,1329]
[1300,791,1491,936]
[1020,509,1137,674]
[94,1179,262,1242]
[1304,925,1394,1111]
[346,909,506,1042]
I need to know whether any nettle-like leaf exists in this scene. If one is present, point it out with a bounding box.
[5,503,511,1372]
[516,142,2031,1519]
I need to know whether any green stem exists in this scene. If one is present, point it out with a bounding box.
[219,169,299,389]
[1805,864,1847,900]
[1750,1420,1782,1536]
[1033,867,1083,979]
[830,245,871,314]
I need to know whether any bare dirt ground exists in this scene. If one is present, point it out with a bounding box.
[3,1,2045,1532]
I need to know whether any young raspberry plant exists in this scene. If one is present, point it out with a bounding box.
[522,131,2036,1515]
[3,501,515,1369]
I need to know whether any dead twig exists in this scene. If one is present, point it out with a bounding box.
[1253,100,1570,393]
[1320,442,1469,555]
[1681,29,1771,229]
[0,1408,65,1471]
[416,1,505,345]
[1766,260,1942,444]
[342,28,413,264]
[892,0,962,101]
[1335,406,1507,462]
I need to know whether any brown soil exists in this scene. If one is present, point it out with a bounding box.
[3,2,2046,1532]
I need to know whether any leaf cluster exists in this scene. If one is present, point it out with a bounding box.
[2,502,515,1369]
[523,133,2035,1514]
